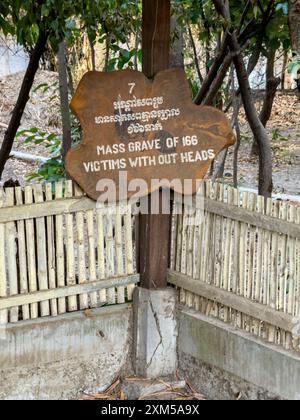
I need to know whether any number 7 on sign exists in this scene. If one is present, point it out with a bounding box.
[128,83,136,95]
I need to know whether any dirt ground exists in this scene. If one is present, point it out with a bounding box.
[225,91,300,196]
[0,70,299,195]
[0,70,60,186]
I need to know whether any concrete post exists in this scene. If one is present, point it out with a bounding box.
[133,287,178,378]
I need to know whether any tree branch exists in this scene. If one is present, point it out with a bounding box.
[194,33,229,104]
[203,53,232,105]
[0,31,49,179]
[188,25,204,84]
[212,0,273,197]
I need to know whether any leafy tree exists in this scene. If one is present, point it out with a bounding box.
[0,0,81,178]
[289,0,300,89]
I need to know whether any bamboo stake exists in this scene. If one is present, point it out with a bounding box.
[106,209,116,305]
[0,188,8,324]
[15,187,30,320]
[97,205,107,304]
[24,186,38,318]
[55,182,66,314]
[5,188,19,322]
[115,206,125,304]
[33,184,50,317]
[74,183,88,310]
[87,208,98,307]
[45,183,58,316]
[124,204,134,301]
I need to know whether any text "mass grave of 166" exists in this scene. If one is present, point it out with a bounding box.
[66,68,235,202]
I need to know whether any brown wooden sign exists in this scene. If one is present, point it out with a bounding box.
[66,68,235,202]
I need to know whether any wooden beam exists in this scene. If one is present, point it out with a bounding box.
[168,270,300,336]
[0,274,139,310]
[142,0,171,78]
[0,196,96,223]
[203,198,300,240]
[0,193,299,240]
[139,0,171,289]
[139,193,172,289]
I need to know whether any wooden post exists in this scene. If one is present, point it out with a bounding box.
[142,0,171,79]
[139,0,171,289]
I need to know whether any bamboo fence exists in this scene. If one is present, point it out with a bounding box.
[0,180,138,324]
[169,181,300,352]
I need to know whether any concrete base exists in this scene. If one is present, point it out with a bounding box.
[121,379,186,400]
[178,308,300,400]
[0,305,133,400]
[133,287,177,378]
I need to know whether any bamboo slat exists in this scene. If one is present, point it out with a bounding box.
[96,205,107,304]
[106,209,116,305]
[0,180,137,325]
[33,184,50,317]
[86,208,98,307]
[24,186,38,319]
[115,206,125,304]
[45,183,58,316]
[64,181,77,312]
[0,189,7,324]
[171,181,300,353]
[124,204,135,301]
[55,182,66,314]
[6,188,19,322]
[15,187,30,320]
[74,184,88,310]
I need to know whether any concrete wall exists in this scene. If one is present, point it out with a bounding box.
[0,38,29,77]
[178,308,300,400]
[0,305,133,400]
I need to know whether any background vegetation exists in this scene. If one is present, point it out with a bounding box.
[0,0,299,198]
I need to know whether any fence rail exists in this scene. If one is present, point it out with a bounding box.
[170,181,300,352]
[0,180,137,324]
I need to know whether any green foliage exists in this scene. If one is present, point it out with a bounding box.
[16,128,65,182]
[271,128,289,142]
[17,116,81,183]
[0,0,142,53]
[27,158,65,183]
[0,0,294,188]
[288,55,300,74]
[107,47,142,71]
[0,0,78,51]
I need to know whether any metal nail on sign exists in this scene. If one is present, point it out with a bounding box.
[66,68,235,202]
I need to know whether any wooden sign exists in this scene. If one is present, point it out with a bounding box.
[66,68,235,202]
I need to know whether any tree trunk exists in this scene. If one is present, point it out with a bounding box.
[212,149,228,181]
[224,35,263,112]
[89,37,96,71]
[58,42,72,161]
[289,0,300,53]
[231,37,273,197]
[105,36,110,72]
[233,119,241,188]
[281,50,288,90]
[0,31,48,179]
[212,0,273,198]
[188,25,203,83]
[251,48,280,155]
[260,52,281,126]
[134,31,140,70]
[170,16,184,68]
[203,53,232,105]
[289,0,300,90]
[230,64,242,188]
[194,35,229,104]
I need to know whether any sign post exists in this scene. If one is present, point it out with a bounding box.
[65,0,235,379]
[139,0,171,290]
